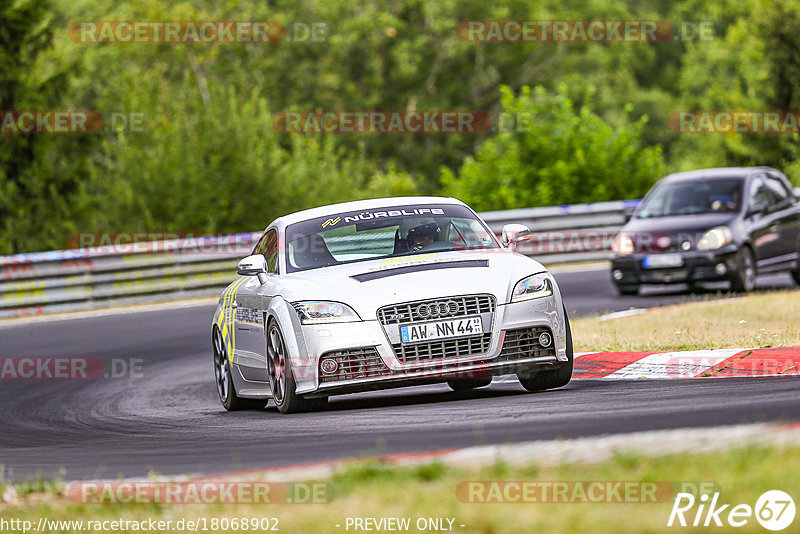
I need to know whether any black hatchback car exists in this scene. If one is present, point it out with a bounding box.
[611,167,800,294]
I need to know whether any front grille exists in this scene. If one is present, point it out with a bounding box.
[319,347,392,383]
[391,333,492,365]
[378,294,496,325]
[496,327,556,362]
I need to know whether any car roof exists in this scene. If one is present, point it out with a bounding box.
[660,166,780,183]
[268,196,466,229]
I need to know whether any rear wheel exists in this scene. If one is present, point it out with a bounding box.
[792,269,800,286]
[447,376,492,392]
[517,307,574,392]
[267,321,328,414]
[213,329,266,411]
[730,247,756,293]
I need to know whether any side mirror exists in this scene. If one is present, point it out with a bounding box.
[237,255,269,284]
[623,208,635,223]
[501,224,532,246]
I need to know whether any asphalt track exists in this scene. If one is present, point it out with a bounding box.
[0,267,797,480]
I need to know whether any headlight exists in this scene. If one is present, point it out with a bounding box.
[291,301,361,324]
[697,226,732,251]
[511,273,554,302]
[613,233,634,255]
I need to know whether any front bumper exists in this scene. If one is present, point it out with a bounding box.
[292,295,568,396]
[611,246,739,286]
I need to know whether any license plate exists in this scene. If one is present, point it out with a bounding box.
[400,316,483,344]
[643,253,684,269]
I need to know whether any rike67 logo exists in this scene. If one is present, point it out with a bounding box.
[668,490,795,531]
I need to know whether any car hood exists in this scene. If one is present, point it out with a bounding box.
[623,213,737,234]
[275,250,546,318]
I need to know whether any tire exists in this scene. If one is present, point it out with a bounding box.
[730,247,756,293]
[267,320,328,414]
[517,306,574,392]
[213,328,266,411]
[792,269,800,286]
[615,284,639,296]
[447,376,492,392]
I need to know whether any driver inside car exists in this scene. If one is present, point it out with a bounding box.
[405,219,441,252]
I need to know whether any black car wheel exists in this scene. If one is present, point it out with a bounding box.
[730,247,756,293]
[267,320,328,414]
[518,307,573,392]
[213,328,265,411]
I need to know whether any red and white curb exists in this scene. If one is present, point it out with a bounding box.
[574,346,800,379]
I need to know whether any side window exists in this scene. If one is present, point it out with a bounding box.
[749,177,773,208]
[765,175,791,205]
[264,230,278,273]
[252,232,268,256]
[252,229,279,273]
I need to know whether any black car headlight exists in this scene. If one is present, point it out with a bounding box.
[697,226,732,251]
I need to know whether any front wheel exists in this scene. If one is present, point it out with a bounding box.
[267,321,328,414]
[213,328,266,411]
[730,247,756,293]
[517,307,573,392]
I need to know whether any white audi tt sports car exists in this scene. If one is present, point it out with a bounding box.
[211,197,573,413]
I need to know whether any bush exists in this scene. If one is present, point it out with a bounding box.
[441,85,665,210]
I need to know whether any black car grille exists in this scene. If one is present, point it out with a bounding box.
[377,294,495,325]
[391,333,493,365]
[496,327,556,362]
[319,347,392,383]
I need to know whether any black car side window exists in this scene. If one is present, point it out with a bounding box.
[748,177,773,208]
[765,176,791,205]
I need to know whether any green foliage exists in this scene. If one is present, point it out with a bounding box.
[3,0,800,254]
[441,85,665,209]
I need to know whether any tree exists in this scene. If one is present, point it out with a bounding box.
[441,85,665,209]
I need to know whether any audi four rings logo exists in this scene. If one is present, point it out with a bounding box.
[416,300,460,319]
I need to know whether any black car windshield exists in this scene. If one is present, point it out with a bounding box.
[284,204,499,272]
[636,178,744,218]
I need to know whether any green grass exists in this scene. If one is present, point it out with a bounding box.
[573,289,800,352]
[2,445,798,533]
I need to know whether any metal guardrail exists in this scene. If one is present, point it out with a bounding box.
[4,191,800,318]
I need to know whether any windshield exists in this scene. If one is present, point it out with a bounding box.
[284,204,499,272]
[636,178,743,218]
